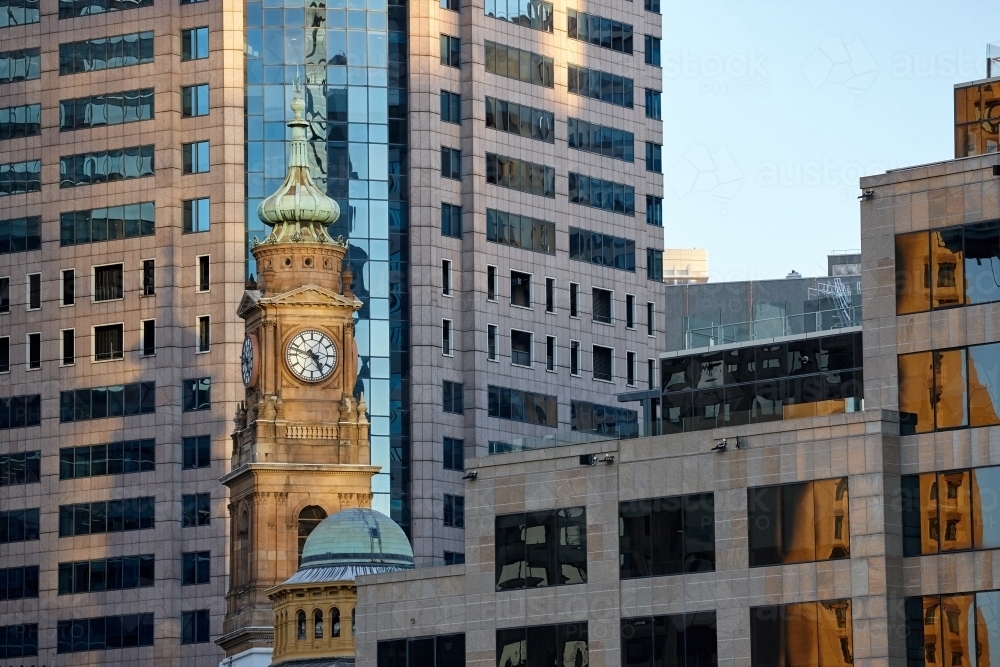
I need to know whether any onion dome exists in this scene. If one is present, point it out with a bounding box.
[256,88,342,246]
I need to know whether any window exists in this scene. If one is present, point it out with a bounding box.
[571,400,638,437]
[58,32,154,75]
[510,330,532,367]
[567,118,634,161]
[94,264,124,301]
[0,48,40,82]
[59,89,153,131]
[141,320,155,356]
[904,592,1000,667]
[567,63,634,107]
[182,552,210,585]
[485,41,554,87]
[27,272,39,309]
[901,465,1000,556]
[0,624,37,657]
[569,228,636,271]
[377,634,466,667]
[487,385,558,426]
[0,336,8,372]
[567,10,633,54]
[441,203,461,238]
[183,198,210,232]
[0,216,40,256]
[197,316,211,353]
[440,34,460,67]
[647,302,655,336]
[485,153,556,198]
[182,84,209,117]
[298,611,307,639]
[443,494,464,527]
[0,451,40,485]
[58,556,153,594]
[0,509,39,542]
[182,493,211,527]
[182,435,210,470]
[748,478,851,566]
[442,319,452,356]
[0,394,42,429]
[647,248,664,281]
[443,437,464,471]
[27,332,40,369]
[593,288,613,324]
[60,146,154,187]
[569,283,579,317]
[440,146,461,180]
[648,359,656,388]
[0,567,39,600]
[297,506,327,566]
[0,277,7,313]
[182,141,210,174]
[2,0,39,25]
[181,610,210,645]
[486,209,555,254]
[0,160,41,195]
[442,380,464,414]
[593,345,613,381]
[510,271,531,308]
[546,336,555,372]
[644,34,661,65]
[496,508,586,590]
[485,0,553,31]
[646,195,663,226]
[59,439,155,479]
[440,90,461,123]
[545,278,555,312]
[487,265,497,301]
[645,88,662,120]
[622,613,717,667]
[644,0,659,12]
[441,259,452,295]
[750,600,853,667]
[443,552,465,565]
[497,624,587,667]
[59,0,150,18]
[61,269,74,305]
[142,259,155,295]
[181,27,209,60]
[625,294,635,329]
[183,377,211,411]
[440,0,458,11]
[568,173,636,215]
[570,341,580,376]
[627,351,636,385]
[645,141,663,173]
[485,96,555,143]
[60,202,155,246]
[58,498,153,536]
[0,104,41,141]
[94,324,124,361]
[487,324,498,361]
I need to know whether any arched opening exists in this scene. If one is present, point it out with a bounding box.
[297,506,328,566]
[331,607,341,638]
[297,610,306,640]
[351,607,356,636]
[237,510,250,585]
[314,609,324,639]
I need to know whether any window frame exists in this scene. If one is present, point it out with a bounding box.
[546,335,556,373]
[570,340,580,376]
[196,255,210,292]
[196,315,211,354]
[510,270,532,309]
[593,344,615,382]
[92,263,125,303]
[442,318,453,357]
[487,323,498,362]
[61,268,75,306]
[92,322,125,363]
[141,319,155,357]
[26,332,40,370]
[181,26,210,61]
[487,265,498,301]
[592,287,614,325]
[510,328,533,368]
[545,276,555,313]
[441,258,453,296]
[26,272,40,310]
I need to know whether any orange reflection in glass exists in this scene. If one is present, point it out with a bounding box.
[934,349,968,429]
[938,471,973,552]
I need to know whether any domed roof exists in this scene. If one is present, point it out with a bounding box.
[300,508,413,570]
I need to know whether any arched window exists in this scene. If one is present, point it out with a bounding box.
[297,610,306,640]
[297,506,328,566]
[351,607,356,636]
[237,510,250,585]
[314,609,324,639]
[331,607,341,638]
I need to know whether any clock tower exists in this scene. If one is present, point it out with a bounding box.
[219,90,378,661]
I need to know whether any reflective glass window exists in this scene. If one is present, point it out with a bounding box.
[750,600,853,667]
[747,479,850,567]
[898,351,934,435]
[934,349,968,429]
[964,220,1000,304]
[896,231,931,314]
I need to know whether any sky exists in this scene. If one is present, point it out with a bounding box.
[661,0,999,281]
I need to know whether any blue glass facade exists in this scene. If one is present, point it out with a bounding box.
[245,0,408,528]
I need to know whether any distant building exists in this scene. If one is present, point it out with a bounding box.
[954,42,1000,157]
[662,248,709,284]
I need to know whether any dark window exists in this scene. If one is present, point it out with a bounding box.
[181,27,209,60]
[440,90,461,123]
[94,324,124,361]
[567,10,633,54]
[645,142,662,172]
[441,259,452,295]
[510,271,531,308]
[593,346,613,381]
[441,203,461,238]
[902,466,1000,556]
[0,624,37,657]
[647,248,664,281]
[443,437,464,471]
[487,325,497,361]
[496,508,587,590]
[593,288,613,323]
[0,48,40,83]
[621,612,717,667]
[443,551,464,565]
[904,593,1000,667]
[59,146,154,187]
[485,153,556,198]
[1,0,39,25]
[57,613,154,652]
[570,283,579,317]
[750,601,853,667]
[59,89,153,131]
[510,330,532,367]
[627,351,636,385]
[442,381,464,414]
[567,63,634,108]
[181,84,209,117]
[646,195,663,226]
[0,105,41,142]
[487,385,558,427]
[440,34,460,67]
[647,302,655,336]
[58,0,150,18]
[27,273,40,309]
[485,0,553,32]
[571,400,638,438]
[484,41,554,87]
[485,96,555,144]
[546,336,556,371]
[487,265,497,300]
[567,173,636,215]
[644,0,659,11]
[0,216,41,254]
[59,202,155,246]
[0,277,7,313]
[626,295,635,328]
[0,394,42,429]
[440,0,458,11]
[59,439,155,479]
[182,493,211,527]
[182,377,211,411]
[58,498,153,536]
[57,555,154,594]
[569,227,636,270]
[645,88,662,119]
[142,259,155,295]
[619,494,715,579]
[441,146,461,179]
[0,160,41,196]
[747,478,851,566]
[142,320,155,356]
[376,634,465,667]
[94,265,124,301]
[496,623,588,666]
[58,32,154,75]
[0,508,40,543]
[0,336,8,372]
[197,316,211,353]
[545,278,555,312]
[62,269,75,305]
[442,319,452,356]
[182,141,210,174]
[59,382,155,422]
[0,566,40,600]
[297,506,328,566]
[648,359,656,388]
[0,452,41,486]
[567,117,633,161]
[181,552,210,585]
[182,435,210,470]
[182,198,210,233]
[485,209,555,254]
[571,341,580,375]
[27,332,40,369]
[443,494,464,527]
[644,35,661,65]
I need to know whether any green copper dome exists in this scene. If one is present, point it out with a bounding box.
[300,508,414,570]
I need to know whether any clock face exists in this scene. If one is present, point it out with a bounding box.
[285,330,338,382]
[241,334,257,387]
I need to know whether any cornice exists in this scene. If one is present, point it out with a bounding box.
[221,463,380,485]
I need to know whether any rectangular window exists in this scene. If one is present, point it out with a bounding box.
[377,635,466,666]
[61,269,75,305]
[443,437,464,471]
[593,288,613,324]
[644,35,661,66]
[441,259,452,295]
[0,47,40,82]
[440,0,458,11]
[644,0,659,12]
[442,380,464,414]
[27,273,40,309]
[59,89,153,131]
[59,382,155,422]
[181,27,209,60]
[182,377,211,412]
[60,202,155,246]
[440,34,460,67]
[57,555,154,594]
[646,195,663,226]
[57,614,154,653]
[442,319,452,356]
[487,265,497,301]
[485,153,556,198]
[645,88,662,120]
[443,551,465,565]
[182,493,211,527]
[747,478,851,566]
[58,32,154,75]
[443,494,465,528]
[495,509,587,590]
[570,341,580,376]
[142,259,155,295]
[0,336,8,372]
[485,96,555,144]
[196,256,210,292]
[510,329,532,367]
[60,146,154,187]
[441,203,461,238]
[484,41,554,87]
[182,435,211,470]
[59,439,155,479]
[0,160,41,196]
[181,84,210,117]
[645,141,663,173]
[0,451,40,486]
[510,271,531,308]
[567,10,633,54]
[27,332,40,369]
[183,198,210,232]
[904,592,1000,667]
[750,601,853,667]
[622,613,717,667]
[647,302,655,336]
[647,248,664,281]
[94,324,124,361]
[181,552,210,586]
[546,336,556,372]
[485,209,555,254]
[0,566,39,600]
[61,329,75,365]
[0,277,8,313]
[487,385,558,427]
[182,141,210,174]
[440,146,461,180]
[545,278,555,312]
[59,0,149,18]
[141,320,155,356]
[593,345,613,381]
[567,117,634,161]
[0,508,40,542]
[487,324,497,361]
[626,294,635,329]
[567,63,634,107]
[627,351,636,385]
[568,227,636,271]
[0,394,42,429]
[2,0,39,25]
[94,264,124,301]
[567,173,636,215]
[0,104,41,141]
[569,283,579,317]
[648,359,656,388]
[197,316,211,353]
[485,0,553,32]
[58,498,153,536]
[440,90,461,123]
[900,465,1000,556]
[496,624,588,667]
[0,216,41,255]
[571,400,638,437]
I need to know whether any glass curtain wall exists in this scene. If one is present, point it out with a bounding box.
[245,0,408,526]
